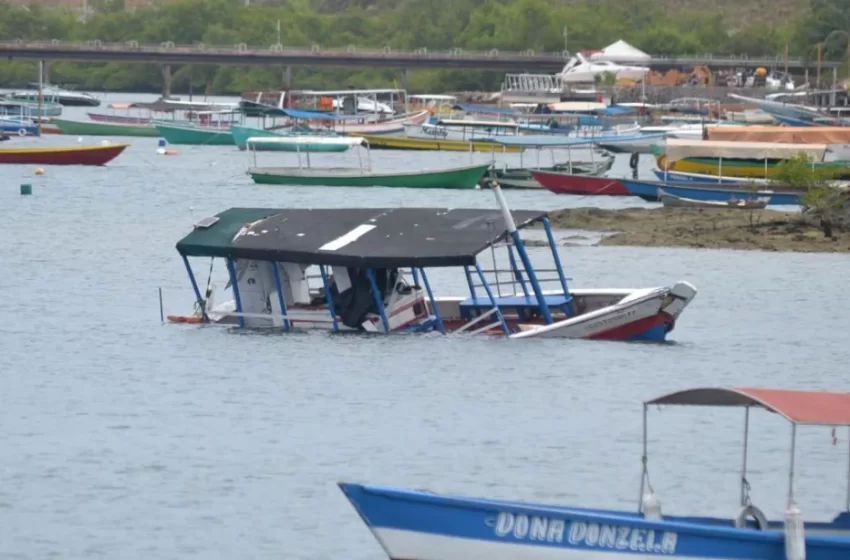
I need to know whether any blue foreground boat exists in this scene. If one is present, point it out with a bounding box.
[340,386,850,560]
[651,169,763,186]
[622,179,801,206]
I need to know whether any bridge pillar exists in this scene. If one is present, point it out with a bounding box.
[283,66,292,88]
[40,60,49,85]
[162,64,172,99]
[400,68,409,91]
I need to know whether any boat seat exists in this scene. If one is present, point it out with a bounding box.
[459,294,573,320]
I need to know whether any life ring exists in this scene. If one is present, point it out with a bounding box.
[735,505,769,530]
[17,128,27,137]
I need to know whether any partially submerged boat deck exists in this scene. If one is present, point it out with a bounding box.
[170,185,696,340]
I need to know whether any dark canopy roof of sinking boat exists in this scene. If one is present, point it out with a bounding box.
[176,207,547,268]
[646,387,850,426]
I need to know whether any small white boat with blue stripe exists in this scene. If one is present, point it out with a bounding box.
[340,386,850,560]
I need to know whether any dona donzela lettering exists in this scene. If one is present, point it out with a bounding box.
[491,512,678,554]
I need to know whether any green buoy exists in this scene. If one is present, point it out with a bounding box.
[20,184,32,195]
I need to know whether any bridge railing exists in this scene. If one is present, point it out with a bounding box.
[0,40,838,65]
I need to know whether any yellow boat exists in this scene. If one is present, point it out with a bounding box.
[360,134,525,153]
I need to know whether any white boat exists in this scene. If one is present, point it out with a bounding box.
[8,85,100,107]
[659,188,770,209]
[168,183,696,341]
[560,53,649,84]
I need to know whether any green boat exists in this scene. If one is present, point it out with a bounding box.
[231,124,345,152]
[53,118,159,137]
[154,122,235,145]
[247,136,490,189]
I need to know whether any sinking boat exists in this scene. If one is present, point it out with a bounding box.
[339,386,850,560]
[168,184,696,340]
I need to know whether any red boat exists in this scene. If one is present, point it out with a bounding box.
[0,143,128,165]
[530,170,630,196]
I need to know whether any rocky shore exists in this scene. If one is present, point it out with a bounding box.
[546,208,850,253]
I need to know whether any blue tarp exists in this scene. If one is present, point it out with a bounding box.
[452,104,519,116]
[276,108,341,120]
[597,105,637,116]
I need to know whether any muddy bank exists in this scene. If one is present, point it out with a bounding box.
[546,208,850,253]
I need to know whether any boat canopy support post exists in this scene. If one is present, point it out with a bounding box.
[464,266,478,301]
[740,406,750,506]
[507,243,529,299]
[490,184,552,324]
[474,262,509,335]
[319,265,339,332]
[366,268,390,333]
[270,262,290,331]
[542,216,573,315]
[182,255,209,322]
[788,423,798,505]
[419,267,445,335]
[638,403,651,511]
[225,258,245,329]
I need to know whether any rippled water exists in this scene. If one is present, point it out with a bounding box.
[1,93,849,559]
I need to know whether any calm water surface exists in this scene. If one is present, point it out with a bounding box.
[1,94,849,559]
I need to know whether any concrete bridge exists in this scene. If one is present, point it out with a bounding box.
[0,40,839,94]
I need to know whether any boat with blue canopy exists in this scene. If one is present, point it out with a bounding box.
[339,386,850,560]
[622,178,802,206]
[167,183,695,340]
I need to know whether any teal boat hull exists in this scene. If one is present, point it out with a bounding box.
[231,125,348,152]
[154,122,234,145]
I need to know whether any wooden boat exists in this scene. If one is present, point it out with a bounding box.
[53,118,159,137]
[0,117,40,137]
[622,179,801,205]
[654,137,850,179]
[0,143,128,165]
[480,135,616,189]
[659,188,770,209]
[246,136,490,189]
[168,183,696,339]
[230,125,343,152]
[531,171,629,196]
[359,133,525,153]
[154,121,235,145]
[0,98,63,118]
[338,386,850,560]
[594,131,667,154]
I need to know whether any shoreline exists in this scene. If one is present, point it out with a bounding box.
[545,208,850,253]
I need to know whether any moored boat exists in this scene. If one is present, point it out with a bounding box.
[0,143,129,165]
[339,386,850,560]
[246,136,490,189]
[530,170,629,196]
[659,188,770,209]
[8,85,100,107]
[155,121,235,145]
[360,133,525,153]
[231,124,343,152]
[622,178,801,206]
[53,118,159,137]
[168,183,695,339]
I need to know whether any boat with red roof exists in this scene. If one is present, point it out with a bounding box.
[340,386,850,560]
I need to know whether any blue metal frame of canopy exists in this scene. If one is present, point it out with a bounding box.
[176,186,574,337]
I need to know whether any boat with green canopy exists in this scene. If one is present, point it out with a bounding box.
[231,107,345,152]
[247,136,491,189]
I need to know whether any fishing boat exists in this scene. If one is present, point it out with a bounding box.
[655,138,850,179]
[246,136,490,189]
[360,133,525,152]
[651,169,768,185]
[595,132,667,154]
[154,121,236,145]
[339,386,850,560]
[481,136,616,189]
[167,183,696,339]
[622,179,801,206]
[0,117,40,137]
[52,118,160,137]
[530,170,629,196]
[88,100,241,126]
[0,143,128,165]
[659,189,770,209]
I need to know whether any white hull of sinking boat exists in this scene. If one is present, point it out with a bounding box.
[335,110,430,134]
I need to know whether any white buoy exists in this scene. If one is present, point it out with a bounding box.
[785,502,805,560]
[642,492,662,520]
